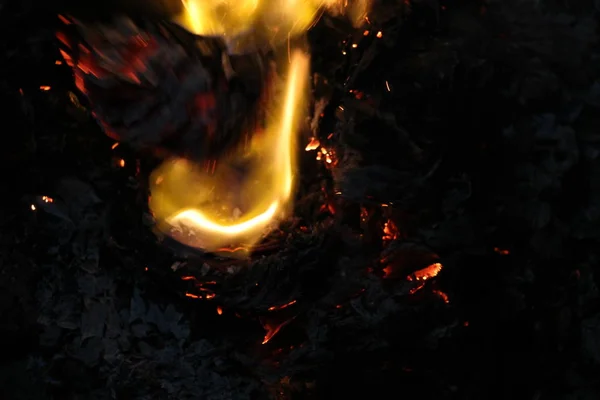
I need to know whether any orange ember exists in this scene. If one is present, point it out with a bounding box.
[268,300,297,311]
[494,247,510,255]
[382,265,393,278]
[261,316,297,344]
[407,262,443,282]
[382,219,399,241]
[305,137,320,151]
[409,282,426,294]
[433,290,450,303]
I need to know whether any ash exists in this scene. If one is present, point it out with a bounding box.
[2,1,600,400]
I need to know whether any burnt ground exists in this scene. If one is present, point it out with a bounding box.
[2,0,600,399]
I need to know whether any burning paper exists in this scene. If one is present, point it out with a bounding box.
[149,50,310,254]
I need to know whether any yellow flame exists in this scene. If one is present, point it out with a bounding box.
[176,0,370,42]
[178,0,260,36]
[149,51,310,255]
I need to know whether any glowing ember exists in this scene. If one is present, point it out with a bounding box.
[407,262,443,282]
[494,247,510,255]
[409,282,425,294]
[382,219,399,241]
[150,51,310,254]
[432,290,450,303]
[268,299,297,311]
[305,137,320,151]
[261,316,297,344]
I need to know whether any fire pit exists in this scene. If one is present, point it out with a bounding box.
[4,0,600,399]
[48,1,450,387]
[55,3,445,320]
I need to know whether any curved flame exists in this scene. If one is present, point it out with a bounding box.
[149,51,310,255]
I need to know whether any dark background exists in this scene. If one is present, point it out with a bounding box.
[1,0,600,399]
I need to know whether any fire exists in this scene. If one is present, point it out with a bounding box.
[149,51,310,254]
[178,0,260,36]
[407,262,443,282]
[176,0,371,42]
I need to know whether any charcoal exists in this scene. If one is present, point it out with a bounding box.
[57,16,270,160]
